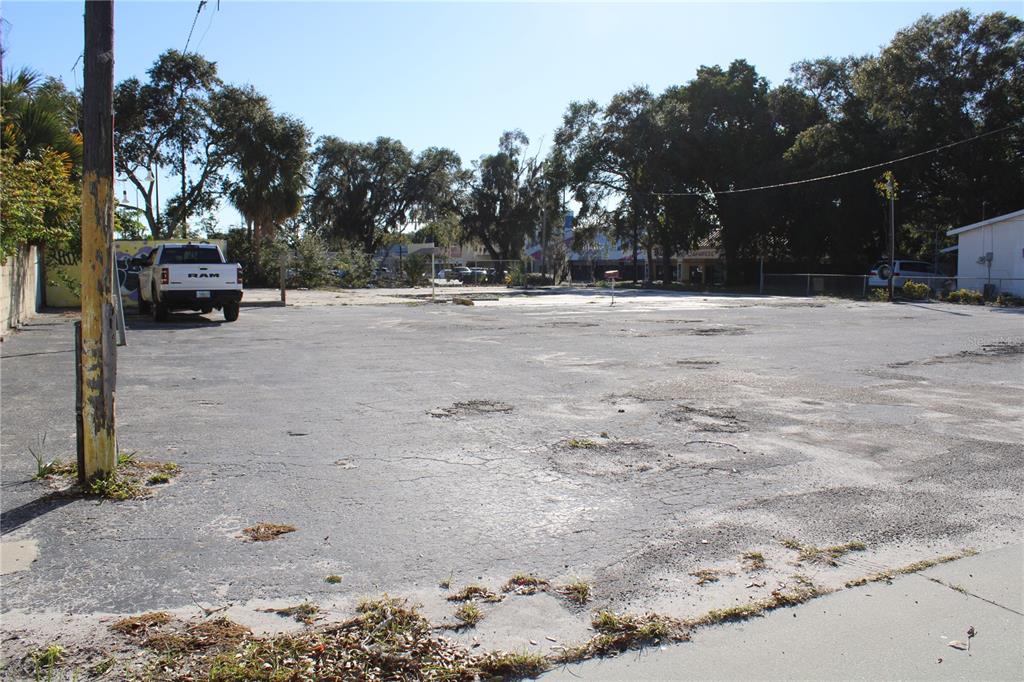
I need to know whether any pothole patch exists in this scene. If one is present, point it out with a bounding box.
[662,403,747,433]
[430,400,514,418]
[688,326,749,336]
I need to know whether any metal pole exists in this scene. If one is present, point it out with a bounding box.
[431,248,435,301]
[111,242,126,346]
[806,274,811,297]
[759,255,764,294]
[78,0,117,481]
[888,178,895,303]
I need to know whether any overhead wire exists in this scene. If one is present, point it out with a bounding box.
[183,0,208,54]
[649,124,1017,197]
[194,0,219,54]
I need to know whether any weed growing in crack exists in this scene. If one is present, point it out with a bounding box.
[502,573,549,595]
[690,584,823,626]
[566,438,600,449]
[447,585,503,603]
[690,569,721,585]
[453,602,484,627]
[553,612,689,662]
[259,602,319,625]
[557,579,592,605]
[845,549,978,588]
[742,551,766,571]
[110,612,173,635]
[325,575,343,584]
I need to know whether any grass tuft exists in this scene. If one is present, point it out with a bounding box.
[446,584,504,603]
[557,578,592,605]
[742,551,766,571]
[476,650,550,678]
[565,437,601,449]
[792,540,867,566]
[259,601,319,625]
[28,644,63,671]
[502,573,550,594]
[242,522,296,542]
[552,611,688,663]
[691,583,822,626]
[325,574,343,584]
[690,569,721,585]
[453,602,484,627]
[110,611,173,635]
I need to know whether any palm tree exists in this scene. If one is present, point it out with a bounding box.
[214,86,310,276]
[2,68,83,169]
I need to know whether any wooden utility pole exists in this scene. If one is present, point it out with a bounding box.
[78,0,117,482]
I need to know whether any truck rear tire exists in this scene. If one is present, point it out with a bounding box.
[223,301,239,322]
[152,288,169,322]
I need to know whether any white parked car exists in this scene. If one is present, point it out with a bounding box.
[867,260,942,288]
[137,243,243,322]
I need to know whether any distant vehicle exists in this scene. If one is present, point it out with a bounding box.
[137,243,243,322]
[437,266,471,282]
[469,267,490,283]
[868,260,942,288]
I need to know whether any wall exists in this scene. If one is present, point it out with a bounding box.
[956,215,1024,296]
[1,244,40,336]
[45,239,228,308]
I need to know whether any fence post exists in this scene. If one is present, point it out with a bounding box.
[862,275,867,299]
[805,274,811,297]
[279,253,287,305]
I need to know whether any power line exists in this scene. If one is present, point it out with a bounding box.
[183,0,207,54]
[650,125,1017,197]
[194,2,219,54]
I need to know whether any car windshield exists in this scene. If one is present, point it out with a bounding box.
[159,247,222,264]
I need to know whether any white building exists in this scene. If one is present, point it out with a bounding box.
[946,208,1024,296]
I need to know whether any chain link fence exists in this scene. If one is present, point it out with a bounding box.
[762,273,1024,299]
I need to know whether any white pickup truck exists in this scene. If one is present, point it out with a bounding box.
[137,243,243,322]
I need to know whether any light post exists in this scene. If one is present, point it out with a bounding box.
[146,165,159,226]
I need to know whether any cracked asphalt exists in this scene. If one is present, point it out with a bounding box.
[2,289,1022,629]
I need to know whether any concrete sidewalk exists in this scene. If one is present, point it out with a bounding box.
[545,544,1023,681]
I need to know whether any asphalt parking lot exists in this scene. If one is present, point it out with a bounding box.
[2,288,1022,658]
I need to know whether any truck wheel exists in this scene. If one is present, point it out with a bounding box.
[152,288,169,322]
[138,297,151,315]
[201,306,213,314]
[223,301,239,322]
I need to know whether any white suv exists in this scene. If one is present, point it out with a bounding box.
[868,260,941,288]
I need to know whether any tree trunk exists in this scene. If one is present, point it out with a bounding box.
[661,239,674,284]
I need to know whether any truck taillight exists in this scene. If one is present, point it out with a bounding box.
[237,267,243,286]
[160,268,168,285]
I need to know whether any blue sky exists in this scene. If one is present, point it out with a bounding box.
[4,1,1020,227]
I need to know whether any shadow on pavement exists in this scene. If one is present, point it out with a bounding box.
[1,493,77,535]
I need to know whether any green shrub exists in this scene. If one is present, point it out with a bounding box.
[901,280,931,300]
[504,260,526,286]
[333,242,373,288]
[946,288,984,304]
[289,233,334,288]
[402,253,429,286]
[869,287,890,302]
[995,293,1024,307]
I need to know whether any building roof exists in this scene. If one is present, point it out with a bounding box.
[946,208,1024,236]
